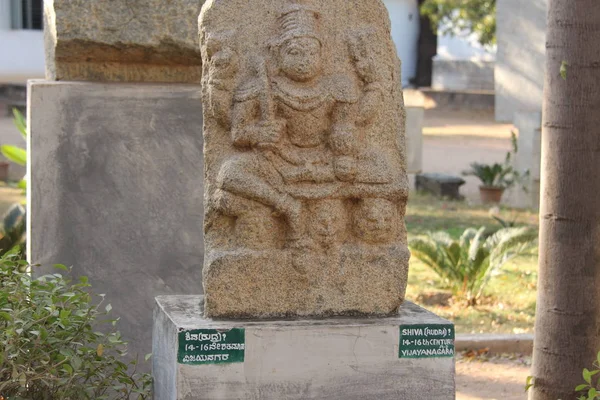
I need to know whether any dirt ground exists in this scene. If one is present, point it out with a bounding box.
[456,357,530,400]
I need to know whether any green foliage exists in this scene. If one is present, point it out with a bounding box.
[420,0,496,46]
[0,255,152,399]
[409,226,537,305]
[574,351,600,400]
[0,203,26,257]
[462,162,513,188]
[560,60,569,80]
[1,109,27,190]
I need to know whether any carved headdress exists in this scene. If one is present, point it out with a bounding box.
[274,4,322,47]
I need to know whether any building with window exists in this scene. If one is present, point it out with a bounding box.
[0,0,491,92]
[0,0,45,84]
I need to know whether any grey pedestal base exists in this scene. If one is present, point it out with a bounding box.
[153,296,456,400]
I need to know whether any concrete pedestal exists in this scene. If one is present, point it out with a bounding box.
[28,81,204,367]
[153,296,456,400]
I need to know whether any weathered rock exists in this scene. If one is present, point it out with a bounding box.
[44,0,205,83]
[200,0,410,318]
[415,173,466,200]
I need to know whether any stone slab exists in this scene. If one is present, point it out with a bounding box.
[153,295,456,400]
[432,59,495,91]
[44,0,205,83]
[416,173,466,200]
[28,80,204,367]
[456,333,534,355]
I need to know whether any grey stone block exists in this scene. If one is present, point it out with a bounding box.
[416,173,466,200]
[153,295,456,400]
[432,59,495,91]
[456,333,534,355]
[28,80,204,366]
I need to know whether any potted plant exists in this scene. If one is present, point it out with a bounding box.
[463,132,529,204]
[463,162,514,203]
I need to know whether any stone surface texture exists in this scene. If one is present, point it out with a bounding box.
[199,0,410,319]
[153,295,456,400]
[44,0,205,83]
[28,81,204,366]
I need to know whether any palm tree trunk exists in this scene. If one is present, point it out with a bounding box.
[529,1,600,399]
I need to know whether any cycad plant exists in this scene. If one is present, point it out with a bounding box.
[409,226,537,305]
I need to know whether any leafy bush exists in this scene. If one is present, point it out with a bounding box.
[2,108,27,170]
[420,0,496,46]
[462,162,514,188]
[409,226,537,305]
[0,203,26,257]
[0,109,29,258]
[575,351,600,399]
[0,254,152,399]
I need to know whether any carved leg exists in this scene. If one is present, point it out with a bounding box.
[218,154,304,241]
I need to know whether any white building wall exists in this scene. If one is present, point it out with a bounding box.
[0,2,45,84]
[432,25,496,91]
[383,0,420,87]
[437,31,495,62]
[495,0,547,122]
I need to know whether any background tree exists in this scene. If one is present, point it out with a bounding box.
[420,0,496,46]
[528,0,600,399]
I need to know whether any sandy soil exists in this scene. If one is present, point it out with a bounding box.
[456,358,530,400]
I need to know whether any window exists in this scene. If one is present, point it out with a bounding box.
[11,0,43,30]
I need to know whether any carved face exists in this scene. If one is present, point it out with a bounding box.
[353,199,395,243]
[311,200,344,247]
[279,37,322,82]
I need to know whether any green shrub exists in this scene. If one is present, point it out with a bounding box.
[0,254,152,399]
[575,351,600,399]
[409,226,537,305]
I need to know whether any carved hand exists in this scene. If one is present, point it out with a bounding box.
[330,126,356,156]
[255,119,286,146]
[334,156,357,182]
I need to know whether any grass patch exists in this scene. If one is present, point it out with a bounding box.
[406,192,539,334]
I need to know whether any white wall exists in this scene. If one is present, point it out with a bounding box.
[437,31,495,61]
[495,0,547,122]
[0,2,45,84]
[383,0,420,86]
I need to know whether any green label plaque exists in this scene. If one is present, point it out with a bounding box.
[399,324,455,359]
[178,328,245,365]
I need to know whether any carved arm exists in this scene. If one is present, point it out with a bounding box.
[231,99,285,148]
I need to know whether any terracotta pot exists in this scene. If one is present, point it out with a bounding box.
[479,186,505,204]
[0,162,10,182]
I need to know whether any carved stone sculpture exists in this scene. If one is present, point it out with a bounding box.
[200,0,410,318]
